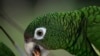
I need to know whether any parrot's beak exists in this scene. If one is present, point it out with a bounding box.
[25,42,49,56]
[32,45,41,56]
[33,44,49,56]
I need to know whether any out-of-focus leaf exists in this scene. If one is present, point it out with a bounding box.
[0,42,15,56]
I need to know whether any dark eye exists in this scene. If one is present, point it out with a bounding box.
[37,30,43,36]
[34,27,46,40]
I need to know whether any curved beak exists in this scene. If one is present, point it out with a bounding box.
[32,45,41,56]
[32,49,40,56]
[25,42,49,56]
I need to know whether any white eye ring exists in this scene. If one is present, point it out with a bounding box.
[34,27,46,40]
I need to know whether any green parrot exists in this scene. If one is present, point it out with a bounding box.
[24,6,100,56]
[0,6,100,56]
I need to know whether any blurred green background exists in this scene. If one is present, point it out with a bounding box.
[0,0,100,56]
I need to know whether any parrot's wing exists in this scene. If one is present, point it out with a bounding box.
[81,6,100,55]
[0,42,15,56]
[88,23,100,55]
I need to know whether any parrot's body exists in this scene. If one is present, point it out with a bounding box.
[24,6,100,56]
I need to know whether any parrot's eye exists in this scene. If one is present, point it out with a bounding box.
[34,27,46,40]
[37,30,43,36]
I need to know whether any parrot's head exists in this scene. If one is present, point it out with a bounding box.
[24,13,75,56]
